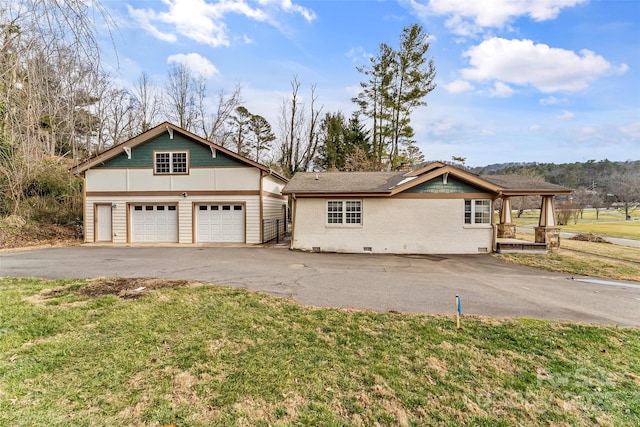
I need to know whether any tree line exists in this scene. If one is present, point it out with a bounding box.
[0,0,436,224]
[474,160,640,221]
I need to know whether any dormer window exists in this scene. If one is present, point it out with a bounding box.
[154,151,188,174]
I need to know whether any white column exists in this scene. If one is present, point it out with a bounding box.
[538,196,556,227]
[500,197,513,224]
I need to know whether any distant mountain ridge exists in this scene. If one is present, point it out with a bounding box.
[466,159,640,189]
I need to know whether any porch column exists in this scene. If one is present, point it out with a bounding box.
[535,195,561,250]
[497,196,516,238]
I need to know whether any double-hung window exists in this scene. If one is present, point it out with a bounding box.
[154,151,188,174]
[465,199,491,225]
[327,200,362,225]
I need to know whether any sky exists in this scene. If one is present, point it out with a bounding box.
[97,0,640,167]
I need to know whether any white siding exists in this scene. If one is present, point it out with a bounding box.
[291,197,493,254]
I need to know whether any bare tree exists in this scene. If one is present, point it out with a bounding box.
[199,84,242,147]
[604,172,640,220]
[277,76,322,178]
[164,63,201,132]
[132,72,162,134]
[0,0,109,214]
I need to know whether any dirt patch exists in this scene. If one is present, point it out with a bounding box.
[78,277,194,299]
[569,233,611,244]
[0,220,81,251]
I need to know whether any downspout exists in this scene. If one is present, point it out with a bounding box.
[290,193,297,250]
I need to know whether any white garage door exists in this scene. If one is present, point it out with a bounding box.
[131,205,178,242]
[196,204,244,243]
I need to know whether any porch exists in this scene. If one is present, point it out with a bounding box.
[485,175,573,253]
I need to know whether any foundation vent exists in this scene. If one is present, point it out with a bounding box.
[312,247,321,253]
[478,247,489,253]
[363,247,372,252]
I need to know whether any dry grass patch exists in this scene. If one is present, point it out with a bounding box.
[496,233,640,282]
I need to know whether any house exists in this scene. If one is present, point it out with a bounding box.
[282,162,571,254]
[71,122,287,244]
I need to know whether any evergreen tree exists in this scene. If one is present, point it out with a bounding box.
[353,24,435,170]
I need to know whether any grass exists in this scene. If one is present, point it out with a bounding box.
[1,277,639,426]
[508,208,640,240]
[496,233,640,282]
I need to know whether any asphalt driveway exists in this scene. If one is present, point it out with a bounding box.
[1,246,639,326]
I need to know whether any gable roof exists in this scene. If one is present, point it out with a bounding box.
[70,122,287,183]
[282,163,571,197]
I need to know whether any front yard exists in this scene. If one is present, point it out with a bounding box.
[1,277,638,426]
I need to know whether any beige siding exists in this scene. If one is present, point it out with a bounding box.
[262,197,286,220]
[86,167,260,192]
[84,166,269,244]
[178,200,192,243]
[262,174,285,194]
[85,195,261,244]
[291,197,493,254]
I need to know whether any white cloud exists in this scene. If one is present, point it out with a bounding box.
[444,79,474,93]
[539,96,568,105]
[167,53,219,77]
[411,0,587,36]
[620,122,640,138]
[555,110,575,119]
[126,5,177,43]
[346,46,373,63]
[128,0,315,47]
[488,81,514,97]
[461,37,622,93]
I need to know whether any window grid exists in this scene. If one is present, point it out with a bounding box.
[345,201,362,224]
[327,200,361,225]
[465,199,491,224]
[327,201,343,224]
[155,151,188,174]
[155,152,171,173]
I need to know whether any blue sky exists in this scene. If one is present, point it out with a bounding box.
[99,0,639,167]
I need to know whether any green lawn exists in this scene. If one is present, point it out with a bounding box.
[1,277,639,426]
[505,208,640,240]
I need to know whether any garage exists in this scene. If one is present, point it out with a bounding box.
[131,205,178,242]
[196,204,245,243]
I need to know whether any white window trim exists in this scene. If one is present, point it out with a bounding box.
[154,150,189,175]
[464,199,492,228]
[326,199,363,227]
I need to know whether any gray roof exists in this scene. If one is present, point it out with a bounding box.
[482,175,570,192]
[282,172,406,194]
[282,166,572,196]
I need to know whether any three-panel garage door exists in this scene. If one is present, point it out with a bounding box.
[131,205,178,242]
[196,204,245,243]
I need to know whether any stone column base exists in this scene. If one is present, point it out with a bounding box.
[535,226,561,251]
[497,223,517,239]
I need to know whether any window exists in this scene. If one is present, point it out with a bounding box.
[327,200,362,225]
[465,200,491,224]
[154,151,188,174]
